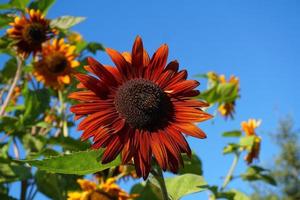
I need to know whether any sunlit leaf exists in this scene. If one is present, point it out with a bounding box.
[50,16,85,30]
[21,149,121,175]
[239,136,256,151]
[164,174,207,200]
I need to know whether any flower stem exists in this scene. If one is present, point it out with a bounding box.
[151,167,169,200]
[0,57,23,116]
[58,90,68,137]
[221,152,240,191]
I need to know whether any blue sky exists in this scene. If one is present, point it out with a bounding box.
[4,0,300,199]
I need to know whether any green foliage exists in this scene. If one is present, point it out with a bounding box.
[222,130,242,137]
[241,166,276,186]
[50,16,86,30]
[134,174,207,200]
[0,14,14,28]
[0,58,17,83]
[21,149,121,175]
[29,0,56,14]
[86,42,105,54]
[35,170,80,200]
[164,174,207,200]
[23,87,50,125]
[239,135,256,151]
[223,143,240,154]
[131,181,162,200]
[199,82,238,104]
[179,153,203,175]
[9,0,30,10]
[0,159,31,183]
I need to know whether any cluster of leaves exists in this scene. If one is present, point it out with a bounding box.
[0,0,278,200]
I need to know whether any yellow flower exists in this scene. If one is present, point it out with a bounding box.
[67,178,137,200]
[33,38,79,89]
[241,119,262,164]
[7,9,55,57]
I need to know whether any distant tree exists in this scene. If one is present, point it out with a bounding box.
[251,117,300,200]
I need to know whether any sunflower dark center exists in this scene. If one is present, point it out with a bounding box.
[115,79,173,130]
[23,23,47,44]
[45,53,68,74]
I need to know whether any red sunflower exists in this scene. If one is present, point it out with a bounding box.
[69,36,212,179]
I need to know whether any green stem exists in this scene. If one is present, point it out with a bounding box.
[151,167,169,200]
[58,90,68,137]
[221,152,240,191]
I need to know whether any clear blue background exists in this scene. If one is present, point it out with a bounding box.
[3,0,300,199]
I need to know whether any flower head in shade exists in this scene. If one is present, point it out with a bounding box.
[217,74,239,119]
[67,178,137,200]
[33,39,79,89]
[241,119,262,164]
[7,9,55,57]
[69,36,212,179]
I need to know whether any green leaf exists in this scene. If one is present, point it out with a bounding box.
[9,0,30,10]
[0,14,14,28]
[0,159,31,183]
[35,170,80,200]
[50,16,86,30]
[0,58,17,84]
[165,174,207,200]
[49,136,90,151]
[216,83,239,103]
[179,153,203,175]
[21,134,45,154]
[130,181,162,200]
[86,42,105,54]
[0,116,18,134]
[29,0,56,14]
[197,86,219,104]
[223,143,240,155]
[35,170,64,200]
[229,190,250,200]
[21,149,121,175]
[239,136,256,151]
[222,130,242,137]
[241,166,277,186]
[23,88,50,124]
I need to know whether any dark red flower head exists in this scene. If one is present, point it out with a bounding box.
[69,36,212,179]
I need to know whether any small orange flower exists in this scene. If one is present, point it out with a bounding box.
[69,36,212,179]
[241,119,262,164]
[33,39,79,89]
[7,9,54,57]
[67,178,137,200]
